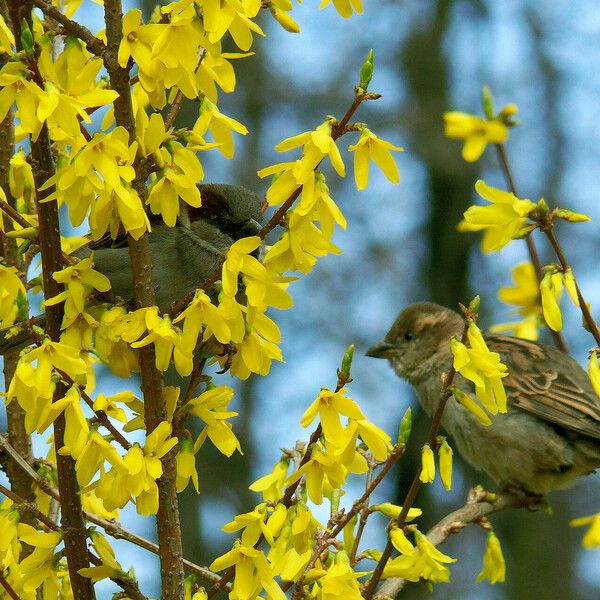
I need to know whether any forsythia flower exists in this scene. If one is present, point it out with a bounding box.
[210,541,285,600]
[588,351,600,399]
[444,111,508,162]
[187,386,241,457]
[491,262,541,340]
[419,444,435,483]
[79,530,124,581]
[477,531,506,583]
[250,457,290,502]
[439,439,453,491]
[451,321,508,415]
[571,512,600,548]
[347,127,403,190]
[45,256,111,328]
[540,270,563,332]
[0,264,26,327]
[383,530,456,583]
[460,180,536,253]
[319,0,364,19]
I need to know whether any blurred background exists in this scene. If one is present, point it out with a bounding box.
[4,0,600,598]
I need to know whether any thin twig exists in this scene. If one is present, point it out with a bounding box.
[494,143,569,353]
[29,0,106,55]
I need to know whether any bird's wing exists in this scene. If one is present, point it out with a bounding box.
[485,335,600,440]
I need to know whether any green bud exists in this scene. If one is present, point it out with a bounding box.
[532,197,549,216]
[468,295,480,316]
[18,239,32,254]
[16,289,29,322]
[340,343,354,378]
[555,208,591,223]
[343,514,358,554]
[482,85,494,120]
[397,407,412,446]
[329,487,341,514]
[359,49,374,91]
[20,19,34,58]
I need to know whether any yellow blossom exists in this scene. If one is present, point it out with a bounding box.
[588,351,600,399]
[540,270,563,331]
[460,180,536,253]
[301,387,364,446]
[129,308,191,376]
[444,111,508,162]
[210,541,285,600]
[250,457,290,502]
[17,525,63,593]
[79,530,124,581]
[285,443,348,505]
[310,550,366,599]
[383,530,456,583]
[451,321,508,415]
[194,97,248,158]
[419,443,435,483]
[174,289,232,349]
[223,308,283,379]
[44,256,111,328]
[0,14,15,53]
[176,437,199,493]
[571,512,600,548]
[319,0,363,19]
[270,5,300,33]
[390,526,415,555]
[452,386,492,426]
[348,127,403,190]
[439,439,453,491]
[492,262,541,340]
[9,149,35,201]
[188,386,241,457]
[477,531,506,583]
[373,503,423,521]
[0,265,26,327]
[264,210,342,274]
[202,0,265,51]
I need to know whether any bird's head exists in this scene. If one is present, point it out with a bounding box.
[366,302,464,384]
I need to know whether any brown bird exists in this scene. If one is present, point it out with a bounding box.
[367,302,600,494]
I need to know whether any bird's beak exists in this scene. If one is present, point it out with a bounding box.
[366,340,395,359]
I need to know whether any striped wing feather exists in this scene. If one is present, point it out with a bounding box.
[486,335,600,440]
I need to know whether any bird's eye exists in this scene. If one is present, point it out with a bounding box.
[403,331,414,341]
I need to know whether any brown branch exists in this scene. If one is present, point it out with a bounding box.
[494,143,569,353]
[0,574,20,600]
[103,2,184,598]
[378,488,520,598]
[0,25,38,540]
[0,482,58,531]
[29,0,106,55]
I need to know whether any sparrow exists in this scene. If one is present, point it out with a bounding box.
[367,302,600,494]
[0,183,263,355]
